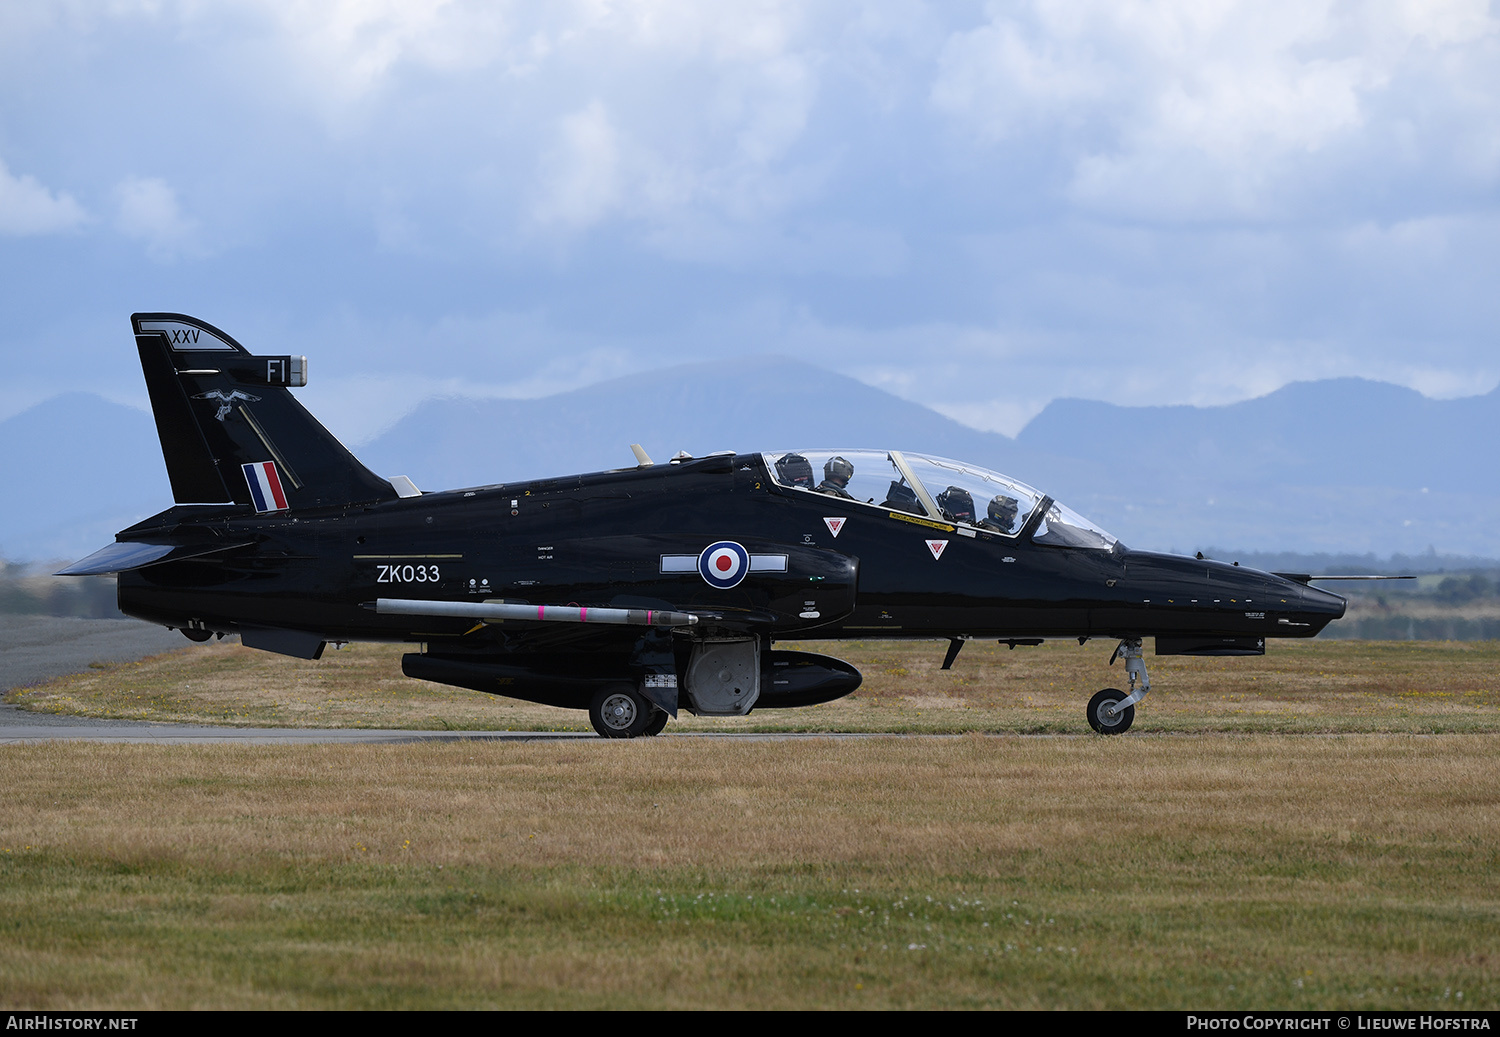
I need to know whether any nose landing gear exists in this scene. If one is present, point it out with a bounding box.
[1087,638,1150,735]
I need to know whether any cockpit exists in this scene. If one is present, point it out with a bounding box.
[765,449,1120,551]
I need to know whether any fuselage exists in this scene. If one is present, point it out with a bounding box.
[117,450,1346,652]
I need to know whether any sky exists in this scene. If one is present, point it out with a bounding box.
[2,0,1497,445]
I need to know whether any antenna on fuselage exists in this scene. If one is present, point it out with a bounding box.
[630,444,654,467]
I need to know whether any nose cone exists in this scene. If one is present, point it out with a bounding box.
[1300,582,1347,621]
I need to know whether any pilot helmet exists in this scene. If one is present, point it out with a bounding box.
[936,485,975,523]
[823,455,854,487]
[775,453,814,487]
[885,480,919,506]
[988,494,1019,527]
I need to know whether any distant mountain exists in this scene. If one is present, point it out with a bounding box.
[4,368,1498,562]
[358,356,1106,495]
[1018,378,1500,495]
[1011,378,1500,556]
[0,393,171,562]
[359,366,1500,557]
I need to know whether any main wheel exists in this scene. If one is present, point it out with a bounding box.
[642,708,670,736]
[1087,688,1134,735]
[590,685,652,738]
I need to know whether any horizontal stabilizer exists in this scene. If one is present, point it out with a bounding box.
[56,539,254,576]
[374,598,699,628]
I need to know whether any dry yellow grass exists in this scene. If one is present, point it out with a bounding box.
[6,634,1497,1007]
[9,637,1500,733]
[0,736,1495,1009]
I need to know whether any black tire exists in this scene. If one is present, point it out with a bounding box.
[642,708,670,736]
[589,684,651,738]
[1087,688,1134,735]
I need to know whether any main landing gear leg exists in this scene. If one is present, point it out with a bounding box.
[1087,638,1151,735]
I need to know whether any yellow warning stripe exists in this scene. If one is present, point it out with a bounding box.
[888,512,955,532]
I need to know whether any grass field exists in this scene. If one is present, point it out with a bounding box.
[2,736,1497,1010]
[2,638,1497,1009]
[8,637,1500,734]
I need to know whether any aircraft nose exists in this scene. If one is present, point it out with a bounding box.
[1301,582,1347,620]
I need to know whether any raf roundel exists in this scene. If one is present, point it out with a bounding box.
[698,541,750,589]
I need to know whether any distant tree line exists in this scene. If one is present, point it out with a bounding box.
[1323,615,1500,641]
[1431,574,1495,604]
[1203,548,1500,576]
[0,560,122,618]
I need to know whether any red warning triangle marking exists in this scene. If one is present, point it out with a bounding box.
[823,517,846,538]
[926,539,948,560]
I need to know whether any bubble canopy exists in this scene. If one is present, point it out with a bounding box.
[764,449,1120,550]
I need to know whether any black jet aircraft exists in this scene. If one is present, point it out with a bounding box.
[60,313,1349,736]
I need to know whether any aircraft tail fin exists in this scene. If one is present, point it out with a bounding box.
[132,313,397,511]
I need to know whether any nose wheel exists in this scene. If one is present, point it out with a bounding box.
[1086,638,1150,735]
[1087,688,1134,734]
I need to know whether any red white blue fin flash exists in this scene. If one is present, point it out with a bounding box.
[242,461,289,513]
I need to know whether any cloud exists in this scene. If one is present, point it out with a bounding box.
[0,3,869,248]
[0,158,86,235]
[531,100,624,229]
[113,177,203,260]
[930,0,1500,221]
[2,0,1499,437]
[517,6,825,233]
